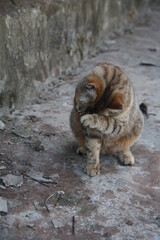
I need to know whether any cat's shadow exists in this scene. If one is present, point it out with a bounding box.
[63,141,120,176]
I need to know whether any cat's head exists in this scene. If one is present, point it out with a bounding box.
[74,75,103,113]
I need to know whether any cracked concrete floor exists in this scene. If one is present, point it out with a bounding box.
[0,6,160,240]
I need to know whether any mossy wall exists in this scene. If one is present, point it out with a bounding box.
[0,0,149,109]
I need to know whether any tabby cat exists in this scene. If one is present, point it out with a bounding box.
[70,62,144,176]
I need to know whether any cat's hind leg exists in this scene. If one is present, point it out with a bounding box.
[116,133,139,165]
[118,150,134,165]
[117,118,143,165]
[84,137,101,176]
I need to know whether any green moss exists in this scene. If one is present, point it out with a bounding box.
[135,0,143,8]
[77,36,84,59]
[9,92,16,109]
[0,93,4,107]
[66,46,71,55]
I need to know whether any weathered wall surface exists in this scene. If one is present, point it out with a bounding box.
[0,0,149,109]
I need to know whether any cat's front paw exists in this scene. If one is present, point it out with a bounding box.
[84,163,100,177]
[80,114,95,129]
[118,151,134,165]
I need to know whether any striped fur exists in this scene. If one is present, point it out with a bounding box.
[70,62,144,176]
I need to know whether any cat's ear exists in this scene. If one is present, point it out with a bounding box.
[86,82,97,99]
[86,82,96,90]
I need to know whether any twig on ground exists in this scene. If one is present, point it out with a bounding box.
[10,0,17,6]
[25,174,49,187]
[45,191,64,212]
[72,216,75,235]
[45,193,55,212]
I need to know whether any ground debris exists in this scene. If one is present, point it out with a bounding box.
[0,197,8,215]
[33,201,46,211]
[51,219,64,228]
[45,191,80,212]
[0,184,6,189]
[40,124,57,137]
[7,199,22,209]
[25,115,40,122]
[57,192,79,207]
[0,166,6,170]
[26,223,35,229]
[28,139,44,151]
[72,216,75,235]
[26,170,58,185]
[147,47,158,52]
[0,115,12,123]
[45,173,59,182]
[0,120,6,130]
[0,174,23,188]
[139,61,160,67]
[45,191,65,212]
[12,127,31,138]
[104,39,116,47]
[126,219,133,226]
[154,215,160,227]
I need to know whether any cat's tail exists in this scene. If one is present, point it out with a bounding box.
[139,103,148,119]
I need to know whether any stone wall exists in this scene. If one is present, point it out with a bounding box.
[0,0,149,109]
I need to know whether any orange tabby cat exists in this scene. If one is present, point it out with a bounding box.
[70,62,144,176]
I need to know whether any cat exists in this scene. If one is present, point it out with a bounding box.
[70,62,144,177]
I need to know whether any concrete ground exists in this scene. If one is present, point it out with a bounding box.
[0,6,160,240]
